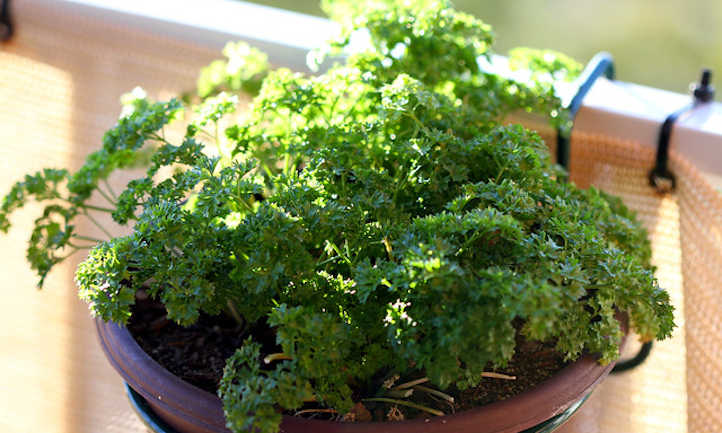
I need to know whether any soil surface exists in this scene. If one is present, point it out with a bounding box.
[128,294,248,393]
[128,295,568,421]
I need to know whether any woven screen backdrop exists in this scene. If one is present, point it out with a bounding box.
[1,3,720,433]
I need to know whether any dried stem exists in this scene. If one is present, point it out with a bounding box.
[264,353,292,364]
[413,385,455,403]
[391,377,429,390]
[294,408,337,416]
[387,388,414,398]
[481,372,516,380]
[362,398,444,417]
[225,300,244,327]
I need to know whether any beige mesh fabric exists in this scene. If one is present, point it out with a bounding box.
[557,133,688,433]
[1,3,722,433]
[0,4,217,433]
[675,150,722,432]
[556,131,721,433]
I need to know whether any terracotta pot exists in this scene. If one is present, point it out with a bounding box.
[96,318,625,433]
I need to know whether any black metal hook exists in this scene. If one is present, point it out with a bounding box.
[556,52,615,170]
[649,69,715,193]
[611,341,654,374]
[556,54,670,375]
[0,0,12,42]
[612,70,715,374]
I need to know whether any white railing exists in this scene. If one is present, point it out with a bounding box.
[20,0,722,188]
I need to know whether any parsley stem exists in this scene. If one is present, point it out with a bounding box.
[362,398,444,416]
[316,255,341,267]
[404,112,431,138]
[59,248,82,260]
[283,153,291,175]
[150,133,173,146]
[197,128,216,140]
[226,300,244,327]
[79,204,115,213]
[66,243,93,251]
[324,93,341,126]
[215,121,221,156]
[382,238,393,260]
[72,234,104,243]
[96,187,117,207]
[326,241,352,265]
[102,179,118,200]
[83,210,113,239]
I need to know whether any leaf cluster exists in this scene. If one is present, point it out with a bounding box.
[1,1,674,433]
[197,42,270,99]
[0,95,182,286]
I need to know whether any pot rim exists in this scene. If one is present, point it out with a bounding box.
[96,317,624,433]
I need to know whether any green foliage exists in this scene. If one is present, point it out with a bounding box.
[197,42,270,99]
[1,1,675,433]
[0,96,182,286]
[320,0,494,86]
[508,48,583,84]
[220,340,314,433]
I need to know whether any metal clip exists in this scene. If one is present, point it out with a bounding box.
[1,0,12,42]
[556,52,615,170]
[649,69,714,193]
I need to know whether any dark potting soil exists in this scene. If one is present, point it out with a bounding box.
[128,295,567,421]
[455,337,568,410]
[128,294,249,393]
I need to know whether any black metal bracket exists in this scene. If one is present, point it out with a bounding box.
[612,70,714,374]
[0,0,12,42]
[649,69,715,193]
[611,341,653,374]
[556,52,615,170]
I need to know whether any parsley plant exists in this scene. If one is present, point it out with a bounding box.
[1,1,673,432]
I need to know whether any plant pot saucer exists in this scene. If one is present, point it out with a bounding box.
[125,382,591,433]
